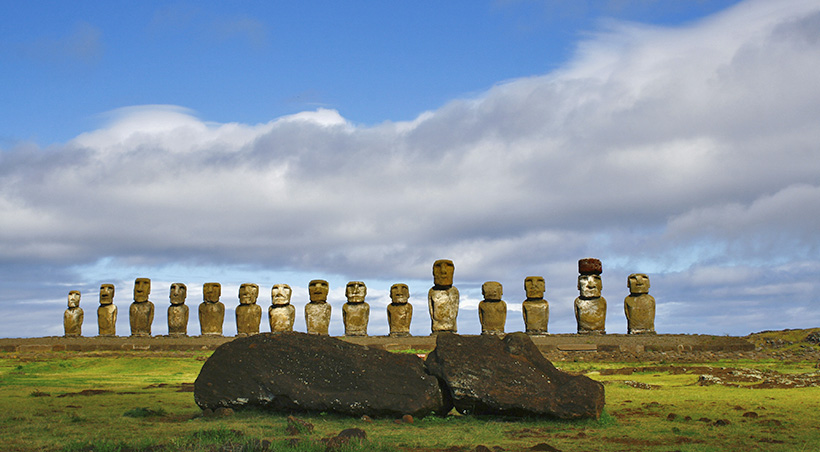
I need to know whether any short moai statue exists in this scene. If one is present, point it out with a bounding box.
[479,281,507,335]
[129,277,154,337]
[387,283,412,337]
[305,279,331,335]
[268,284,295,333]
[64,290,84,337]
[235,283,261,337]
[522,276,549,335]
[167,283,189,337]
[97,284,117,336]
[342,281,369,336]
[624,273,656,334]
[574,258,606,334]
[428,259,459,334]
[199,282,225,336]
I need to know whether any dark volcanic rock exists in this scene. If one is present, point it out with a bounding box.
[425,332,605,419]
[194,332,450,417]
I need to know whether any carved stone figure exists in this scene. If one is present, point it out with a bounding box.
[167,283,189,337]
[624,273,656,334]
[129,277,154,337]
[387,283,412,337]
[97,283,117,336]
[522,276,549,335]
[268,284,295,333]
[64,290,83,337]
[478,281,506,335]
[305,279,331,335]
[574,258,606,334]
[199,282,225,336]
[236,283,262,337]
[428,259,459,334]
[342,281,369,336]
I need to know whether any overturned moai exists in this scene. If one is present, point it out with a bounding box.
[64,290,83,337]
[624,273,656,334]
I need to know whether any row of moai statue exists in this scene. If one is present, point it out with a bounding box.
[63,258,656,338]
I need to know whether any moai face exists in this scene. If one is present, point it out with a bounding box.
[99,284,115,305]
[309,279,329,303]
[239,283,259,305]
[203,282,221,303]
[170,283,187,305]
[578,274,603,299]
[271,284,292,306]
[524,276,545,299]
[134,278,151,303]
[628,273,650,294]
[390,283,410,304]
[482,281,503,301]
[345,281,367,303]
[68,290,81,308]
[432,259,455,287]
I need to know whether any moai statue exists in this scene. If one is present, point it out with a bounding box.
[129,277,154,337]
[624,273,656,334]
[387,283,412,337]
[97,283,117,336]
[236,283,261,337]
[522,276,549,335]
[305,279,331,335]
[574,258,606,334]
[199,282,225,336]
[428,259,459,334]
[268,284,295,333]
[63,290,84,337]
[342,281,369,336]
[478,281,507,335]
[167,283,189,337]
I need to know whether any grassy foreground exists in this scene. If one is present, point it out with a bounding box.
[1,348,819,451]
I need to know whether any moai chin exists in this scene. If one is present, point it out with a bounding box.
[428,259,459,334]
[269,284,295,333]
[574,258,606,334]
[387,283,412,337]
[236,283,261,337]
[343,281,370,336]
[479,281,506,335]
[97,283,117,337]
[129,277,154,337]
[624,273,656,334]
[522,276,549,335]
[305,279,331,335]
[64,290,84,337]
[167,283,189,337]
[199,282,225,336]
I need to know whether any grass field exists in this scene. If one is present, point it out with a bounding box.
[2,344,819,451]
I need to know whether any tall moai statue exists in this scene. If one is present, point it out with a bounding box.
[574,258,606,334]
[269,284,295,333]
[236,283,261,337]
[428,259,459,334]
[167,283,189,337]
[478,281,506,335]
[63,290,84,337]
[522,276,549,335]
[624,273,656,334]
[130,277,154,337]
[342,281,369,336]
[97,283,117,337]
[387,283,412,337]
[305,279,331,335]
[199,282,225,336]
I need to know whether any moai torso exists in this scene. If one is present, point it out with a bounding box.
[305,279,331,335]
[269,284,295,332]
[129,278,154,337]
[343,281,369,336]
[64,291,83,337]
[199,283,225,336]
[167,283,189,337]
[236,283,261,337]
[522,276,549,335]
[428,259,459,334]
[624,273,656,334]
[387,283,412,337]
[574,258,606,334]
[478,281,506,335]
[97,284,117,337]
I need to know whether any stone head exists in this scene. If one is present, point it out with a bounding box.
[524,276,545,299]
[308,279,329,303]
[133,278,151,303]
[99,284,115,305]
[432,259,455,287]
[628,273,650,294]
[271,284,292,306]
[482,281,503,301]
[68,290,81,308]
[170,283,187,305]
[345,281,367,303]
[203,282,221,303]
[239,283,259,305]
[390,283,410,304]
[578,274,603,299]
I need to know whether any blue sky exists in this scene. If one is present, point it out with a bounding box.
[2,0,819,338]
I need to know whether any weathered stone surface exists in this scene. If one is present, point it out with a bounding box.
[424,332,605,419]
[64,291,83,337]
[523,276,549,335]
[429,259,459,333]
[624,273,656,334]
[194,332,451,418]
[129,278,154,337]
[168,283,188,337]
[387,283,412,337]
[199,282,225,336]
[97,284,117,337]
[342,281,369,336]
[478,281,506,335]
